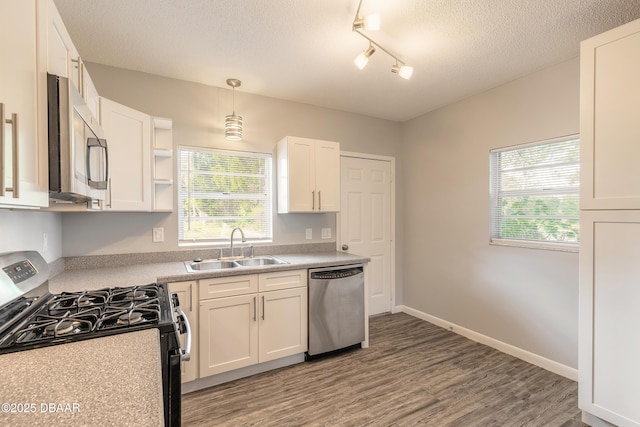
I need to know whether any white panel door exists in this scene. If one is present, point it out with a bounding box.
[259,287,307,362]
[99,97,151,211]
[579,210,640,426]
[199,294,258,377]
[314,140,340,212]
[340,156,392,315]
[287,137,315,212]
[581,19,640,209]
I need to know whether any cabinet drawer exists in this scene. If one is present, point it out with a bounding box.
[258,269,307,292]
[199,274,258,299]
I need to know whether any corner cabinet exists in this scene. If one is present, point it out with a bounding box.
[579,18,640,427]
[0,0,49,209]
[168,281,198,383]
[198,270,308,378]
[277,136,340,213]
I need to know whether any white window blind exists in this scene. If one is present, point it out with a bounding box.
[490,136,580,248]
[178,147,272,242]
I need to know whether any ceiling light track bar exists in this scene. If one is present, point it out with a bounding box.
[354,29,406,66]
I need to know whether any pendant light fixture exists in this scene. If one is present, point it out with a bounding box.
[225,78,243,140]
[351,0,413,80]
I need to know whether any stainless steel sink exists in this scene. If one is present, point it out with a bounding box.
[185,260,239,272]
[235,256,288,267]
[184,256,288,273]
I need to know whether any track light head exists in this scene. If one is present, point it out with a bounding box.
[354,44,376,70]
[352,12,381,31]
[391,63,414,80]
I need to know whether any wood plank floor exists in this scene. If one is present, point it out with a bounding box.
[182,312,585,426]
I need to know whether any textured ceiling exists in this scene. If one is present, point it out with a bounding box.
[53,0,640,122]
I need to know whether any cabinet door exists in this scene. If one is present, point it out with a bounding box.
[99,97,151,211]
[579,210,640,426]
[168,281,198,383]
[581,19,640,210]
[83,69,100,120]
[199,294,258,377]
[0,0,48,208]
[259,287,307,363]
[314,140,340,212]
[285,137,315,212]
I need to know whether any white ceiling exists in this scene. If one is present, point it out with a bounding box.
[53,0,640,122]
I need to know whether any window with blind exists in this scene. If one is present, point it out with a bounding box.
[178,147,272,243]
[489,136,580,250]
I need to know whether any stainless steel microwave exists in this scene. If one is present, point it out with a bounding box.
[47,73,108,203]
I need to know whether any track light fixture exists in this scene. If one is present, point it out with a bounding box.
[351,0,413,80]
[224,78,242,140]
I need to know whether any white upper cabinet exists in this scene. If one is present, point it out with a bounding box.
[46,0,99,120]
[580,18,640,210]
[277,136,340,213]
[0,0,49,208]
[99,97,151,211]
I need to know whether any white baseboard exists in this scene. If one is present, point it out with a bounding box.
[397,305,578,381]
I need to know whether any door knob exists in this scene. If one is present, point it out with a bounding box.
[342,244,349,251]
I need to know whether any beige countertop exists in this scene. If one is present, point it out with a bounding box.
[0,329,164,427]
[49,251,369,293]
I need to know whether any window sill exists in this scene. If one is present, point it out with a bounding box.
[489,238,578,253]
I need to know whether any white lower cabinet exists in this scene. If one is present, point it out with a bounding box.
[168,281,198,383]
[258,286,307,363]
[198,270,308,378]
[580,211,640,426]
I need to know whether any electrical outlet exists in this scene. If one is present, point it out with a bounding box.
[153,227,164,243]
[321,228,331,239]
[305,228,313,240]
[42,233,48,253]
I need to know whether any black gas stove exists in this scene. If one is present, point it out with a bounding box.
[0,251,190,427]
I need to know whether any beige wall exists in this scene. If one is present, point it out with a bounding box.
[401,58,580,368]
[61,64,403,259]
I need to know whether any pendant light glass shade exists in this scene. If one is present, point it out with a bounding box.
[225,78,243,140]
[225,114,243,140]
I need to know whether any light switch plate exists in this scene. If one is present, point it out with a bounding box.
[153,227,164,243]
[305,228,313,240]
[321,228,331,239]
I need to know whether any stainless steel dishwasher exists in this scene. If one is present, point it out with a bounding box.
[307,264,365,357]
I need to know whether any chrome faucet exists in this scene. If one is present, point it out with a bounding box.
[229,228,246,258]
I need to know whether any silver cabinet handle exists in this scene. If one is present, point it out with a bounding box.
[342,244,349,251]
[175,307,192,362]
[312,190,315,210]
[11,113,18,198]
[262,295,265,320]
[0,103,5,197]
[318,190,321,211]
[253,296,257,321]
[1,110,19,199]
[188,284,193,312]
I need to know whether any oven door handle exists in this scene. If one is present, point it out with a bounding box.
[175,307,192,362]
